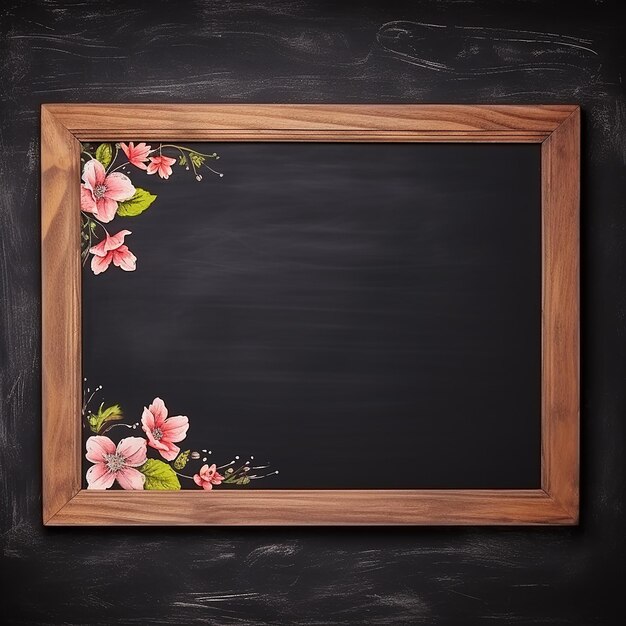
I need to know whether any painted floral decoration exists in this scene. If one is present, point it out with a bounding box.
[194,464,225,491]
[80,145,276,490]
[89,229,136,275]
[141,397,189,462]
[86,435,147,490]
[83,382,278,491]
[80,140,223,274]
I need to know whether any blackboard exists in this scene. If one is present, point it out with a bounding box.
[42,103,578,526]
[81,142,542,490]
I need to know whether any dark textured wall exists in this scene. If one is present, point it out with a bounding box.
[0,1,624,624]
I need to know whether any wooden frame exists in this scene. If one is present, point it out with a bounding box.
[41,104,579,525]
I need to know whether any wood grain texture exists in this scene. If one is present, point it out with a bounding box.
[541,109,580,521]
[40,107,82,523]
[44,103,575,142]
[48,490,575,526]
[41,104,579,526]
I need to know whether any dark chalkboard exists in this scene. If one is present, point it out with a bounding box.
[6,0,622,622]
[82,141,541,490]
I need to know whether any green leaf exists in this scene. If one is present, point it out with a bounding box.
[116,188,157,217]
[173,449,190,470]
[190,152,205,168]
[222,467,251,486]
[95,143,114,169]
[87,403,123,434]
[139,459,181,490]
[178,154,187,167]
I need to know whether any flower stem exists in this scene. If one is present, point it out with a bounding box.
[203,162,223,178]
[222,463,251,484]
[100,422,135,435]
[105,145,120,174]
[173,469,194,480]
[147,144,223,178]
[81,212,109,237]
[156,144,219,159]
[108,162,130,173]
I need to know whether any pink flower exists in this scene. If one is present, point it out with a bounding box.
[120,142,152,170]
[141,397,189,461]
[193,464,224,490]
[89,229,137,275]
[147,154,177,179]
[85,435,147,490]
[81,159,135,223]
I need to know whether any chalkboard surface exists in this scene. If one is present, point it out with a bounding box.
[82,142,541,489]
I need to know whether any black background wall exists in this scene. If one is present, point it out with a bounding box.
[0,1,624,624]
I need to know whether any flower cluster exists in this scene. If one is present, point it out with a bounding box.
[78,144,274,492]
[80,141,222,275]
[83,393,276,491]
